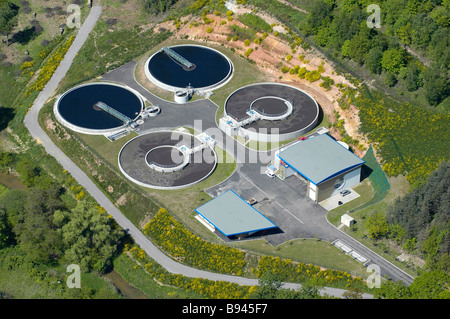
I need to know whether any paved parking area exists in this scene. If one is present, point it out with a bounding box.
[319,189,361,211]
[206,165,332,246]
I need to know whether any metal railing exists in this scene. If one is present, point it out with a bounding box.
[95,101,132,124]
[161,47,195,70]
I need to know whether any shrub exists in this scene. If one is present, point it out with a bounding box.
[297,67,308,79]
[238,13,272,33]
[281,66,290,73]
[143,209,246,275]
[320,76,334,90]
[25,35,75,97]
[305,70,321,82]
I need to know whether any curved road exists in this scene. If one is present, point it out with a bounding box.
[23,6,408,299]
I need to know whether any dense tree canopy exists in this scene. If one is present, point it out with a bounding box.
[386,162,449,265]
[298,0,449,108]
[0,0,19,43]
[60,201,124,273]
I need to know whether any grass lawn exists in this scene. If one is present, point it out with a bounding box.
[326,174,418,277]
[233,238,368,277]
[113,253,203,299]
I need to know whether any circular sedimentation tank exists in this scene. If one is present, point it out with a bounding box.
[223,83,320,142]
[119,131,217,189]
[145,44,233,92]
[54,82,143,135]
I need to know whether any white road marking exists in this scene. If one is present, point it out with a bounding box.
[239,171,304,224]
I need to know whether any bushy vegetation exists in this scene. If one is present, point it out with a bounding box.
[353,85,450,188]
[256,256,366,291]
[386,162,449,266]
[248,0,308,31]
[299,0,449,109]
[140,0,180,15]
[24,35,74,97]
[237,12,272,33]
[143,208,246,275]
[125,243,253,299]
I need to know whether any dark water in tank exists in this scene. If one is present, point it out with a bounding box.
[57,84,142,130]
[148,45,231,89]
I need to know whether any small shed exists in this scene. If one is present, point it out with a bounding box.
[341,214,355,227]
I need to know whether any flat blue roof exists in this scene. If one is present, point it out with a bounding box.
[195,190,277,237]
[278,134,364,185]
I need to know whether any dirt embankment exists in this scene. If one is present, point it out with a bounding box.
[148,7,368,156]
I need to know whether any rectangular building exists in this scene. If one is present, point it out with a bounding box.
[274,134,364,202]
[195,190,277,239]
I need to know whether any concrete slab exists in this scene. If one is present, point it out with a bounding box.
[319,189,360,211]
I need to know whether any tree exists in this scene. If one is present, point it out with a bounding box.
[373,280,411,299]
[366,212,389,240]
[0,209,11,248]
[401,61,423,92]
[0,0,19,46]
[342,287,363,299]
[250,271,284,299]
[0,151,12,168]
[381,48,406,74]
[61,201,124,273]
[12,188,64,262]
[366,47,383,74]
[384,71,397,87]
[16,158,39,187]
[408,270,450,299]
[423,63,450,106]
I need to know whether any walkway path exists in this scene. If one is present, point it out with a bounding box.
[23,6,376,299]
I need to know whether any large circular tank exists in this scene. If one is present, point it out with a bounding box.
[54,82,143,135]
[223,83,320,142]
[145,44,233,92]
[118,131,217,189]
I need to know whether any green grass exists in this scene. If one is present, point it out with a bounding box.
[59,19,171,93]
[233,238,368,277]
[327,179,374,226]
[327,174,418,277]
[75,132,138,170]
[113,253,203,299]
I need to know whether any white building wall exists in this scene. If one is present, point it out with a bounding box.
[329,167,362,198]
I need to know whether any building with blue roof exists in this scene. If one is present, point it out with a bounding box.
[273,133,365,202]
[195,190,277,239]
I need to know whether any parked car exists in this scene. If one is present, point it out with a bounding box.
[265,169,275,178]
[340,190,351,196]
[246,198,258,205]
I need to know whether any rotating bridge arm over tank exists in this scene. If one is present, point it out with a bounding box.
[161,47,196,71]
[94,101,132,124]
